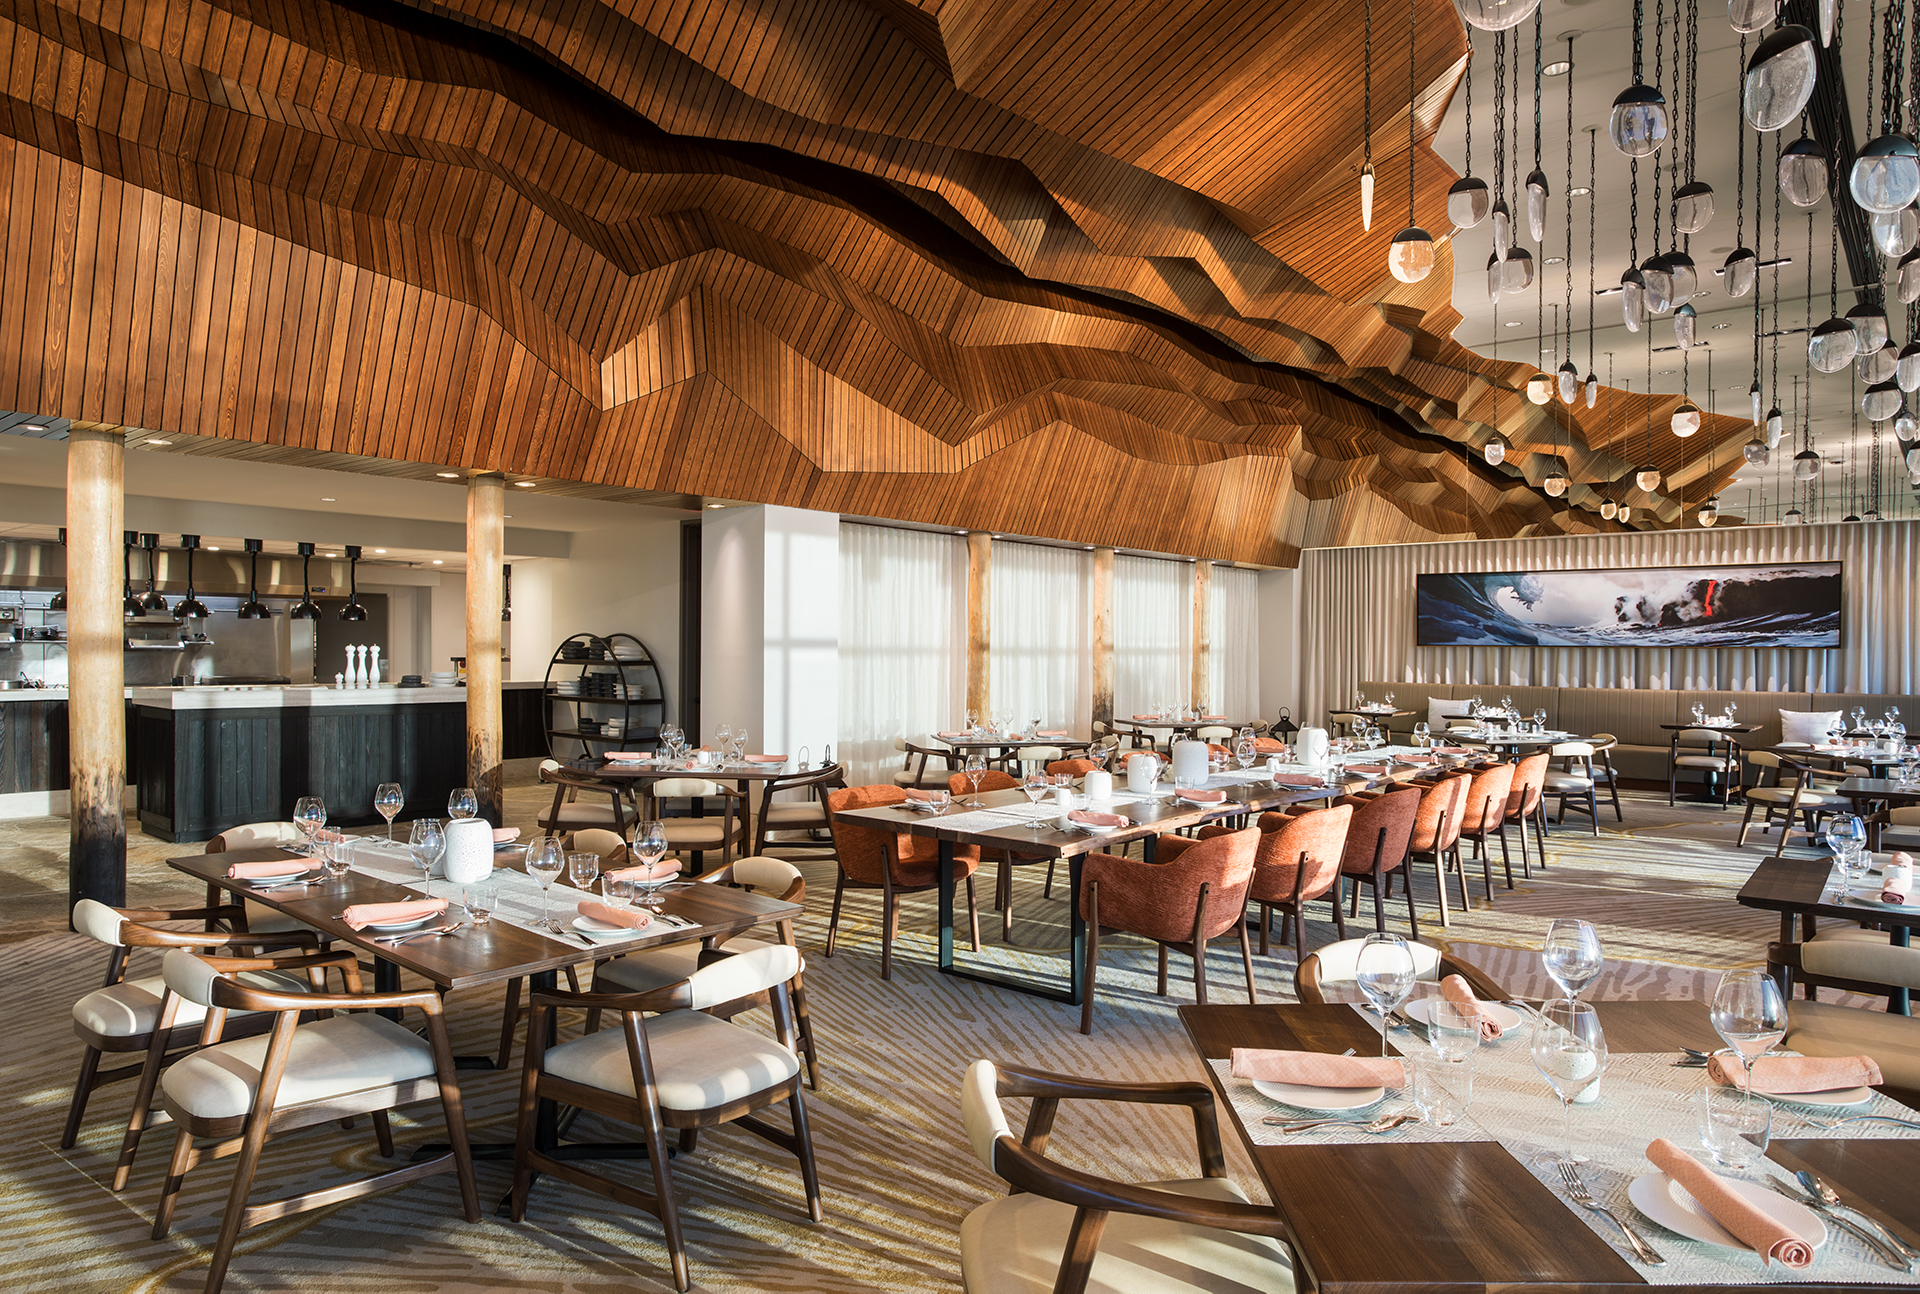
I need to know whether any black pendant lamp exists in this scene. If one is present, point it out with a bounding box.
[48,528,66,611]
[139,533,168,614]
[174,535,210,620]
[237,539,270,619]
[122,530,141,619]
[339,545,368,622]
[289,543,321,620]
[502,564,512,623]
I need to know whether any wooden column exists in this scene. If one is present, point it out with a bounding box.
[466,473,505,823]
[67,428,126,910]
[1190,559,1211,711]
[1090,547,1114,729]
[966,531,992,718]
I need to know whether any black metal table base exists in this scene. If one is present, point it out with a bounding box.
[938,845,1086,1005]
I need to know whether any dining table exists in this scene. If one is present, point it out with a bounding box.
[558,754,810,852]
[1833,777,1920,840]
[1736,851,1918,1011]
[170,835,802,1179]
[931,733,1093,773]
[1183,998,1920,1293]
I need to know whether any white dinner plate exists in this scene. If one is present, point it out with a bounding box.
[363,913,438,933]
[1067,819,1126,833]
[1404,997,1525,1034]
[236,860,313,880]
[1251,1080,1387,1113]
[1845,883,1920,911]
[1627,1172,1826,1253]
[1176,795,1229,807]
[1753,1085,1876,1109]
[573,913,647,938]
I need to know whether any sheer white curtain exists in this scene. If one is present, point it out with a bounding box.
[1207,565,1260,719]
[1112,555,1190,717]
[990,540,1091,732]
[839,524,966,784]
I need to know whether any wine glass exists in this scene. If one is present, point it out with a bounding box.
[1413,721,1431,750]
[1532,708,1547,733]
[1541,918,1604,999]
[526,836,566,930]
[925,788,952,815]
[375,782,404,841]
[568,850,601,901]
[1825,815,1868,897]
[1022,772,1051,832]
[408,817,443,896]
[964,709,978,733]
[1355,933,1417,1059]
[1709,969,1788,1106]
[447,787,478,819]
[1235,737,1256,770]
[629,820,671,910]
[965,754,987,806]
[1531,999,1607,1166]
[293,796,327,856]
[1089,744,1112,772]
[733,727,750,763]
[1384,691,1396,707]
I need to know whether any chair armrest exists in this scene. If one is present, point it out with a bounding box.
[993,1063,1218,1109]
[198,949,360,977]
[119,904,248,925]
[1438,956,1508,1003]
[529,981,696,1014]
[126,927,323,951]
[993,1139,1290,1238]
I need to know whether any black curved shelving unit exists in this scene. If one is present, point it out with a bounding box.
[542,632,666,760]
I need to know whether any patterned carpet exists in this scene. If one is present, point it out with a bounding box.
[2,787,1866,1291]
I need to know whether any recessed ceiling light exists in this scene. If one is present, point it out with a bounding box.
[20,423,46,430]
[325,552,337,558]
[374,548,387,554]
[705,503,725,509]
[1711,323,1732,330]
[144,438,170,445]
[514,481,536,488]
[1545,256,1566,265]
[431,559,444,565]
[436,472,459,479]
[1569,186,1592,196]
[206,545,220,551]
[1542,60,1571,75]
[1504,320,1524,328]
[1659,369,1676,375]
[321,497,336,502]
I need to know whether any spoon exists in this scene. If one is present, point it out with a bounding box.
[1795,1170,1919,1266]
[1263,1112,1420,1134]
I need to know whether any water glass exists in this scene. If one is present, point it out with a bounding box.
[324,835,354,879]
[375,782,404,841]
[1530,999,1607,1166]
[1695,1081,1771,1170]
[465,883,497,926]
[1427,1000,1482,1064]
[1355,934,1417,1058]
[447,787,478,819]
[1409,1054,1469,1127]
[925,788,951,814]
[1541,918,1604,999]
[601,876,635,909]
[567,850,600,895]
[293,796,327,855]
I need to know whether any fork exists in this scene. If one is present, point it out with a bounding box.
[1558,1162,1667,1266]
[376,923,463,945]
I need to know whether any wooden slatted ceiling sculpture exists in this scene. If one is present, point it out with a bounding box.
[0,0,1749,567]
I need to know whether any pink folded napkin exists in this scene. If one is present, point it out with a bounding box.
[936,731,969,740]
[1884,854,1915,904]
[1270,773,1325,787]
[1439,974,1503,1040]
[607,859,684,882]
[578,899,654,930]
[1433,746,1471,754]
[904,788,943,802]
[1645,1138,1815,1267]
[493,827,520,844]
[226,859,309,879]
[603,751,650,762]
[1706,1053,1883,1094]
[1252,738,1286,753]
[1132,714,1159,720]
[1201,715,1226,721]
[744,754,787,764]
[1068,809,1130,828]
[1037,730,1068,737]
[1345,764,1392,777]
[1400,754,1437,765]
[1177,788,1227,803]
[340,898,448,931]
[1229,1049,1403,1089]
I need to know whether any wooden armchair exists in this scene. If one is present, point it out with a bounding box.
[65,899,323,1191]
[1741,753,1853,855]
[752,760,846,857]
[1667,727,1742,807]
[1330,784,1425,937]
[1194,803,1354,956]
[644,776,748,875]
[824,785,982,980]
[1766,941,1920,1095]
[509,944,821,1292]
[1456,761,1517,901]
[1080,828,1261,1035]
[958,1059,1294,1294]
[1295,938,1508,1006]
[536,759,634,836]
[1406,772,1472,927]
[151,949,480,1293]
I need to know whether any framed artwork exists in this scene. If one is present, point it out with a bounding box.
[1415,563,1843,648]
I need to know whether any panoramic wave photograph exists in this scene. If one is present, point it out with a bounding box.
[1416,564,1845,649]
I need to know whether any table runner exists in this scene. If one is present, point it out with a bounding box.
[1257,1002,1920,1284]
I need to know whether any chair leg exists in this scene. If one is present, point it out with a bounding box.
[1043,858,1057,900]
[61,1045,104,1149]
[113,1030,174,1191]
[1452,845,1472,913]
[1238,918,1258,1004]
[788,1089,825,1223]
[790,975,823,1090]
[1292,906,1307,958]
[1328,887,1346,942]
[1737,800,1758,847]
[152,1127,196,1239]
[496,977,524,1071]
[1193,940,1210,1005]
[1401,866,1421,939]
[824,871,847,957]
[203,1095,275,1294]
[1156,942,1170,996]
[1607,774,1624,821]
[371,1109,396,1157]
[1497,824,1514,889]
[1258,903,1272,955]
[1430,854,1451,928]
[1371,867,1388,933]
[1080,887,1102,1035]
[879,882,896,982]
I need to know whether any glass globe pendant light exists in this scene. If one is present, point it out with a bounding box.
[1846,303,1890,352]
[1452,0,1542,32]
[1698,497,1719,526]
[1901,248,1920,304]
[1527,371,1554,404]
[1611,84,1670,157]
[1780,136,1829,206]
[1744,435,1772,465]
[1584,371,1599,407]
[1723,246,1759,296]
[1543,460,1569,496]
[1621,266,1649,330]
[1384,0,1433,283]
[1449,176,1493,229]
[1360,0,1376,231]
[1749,381,1763,425]
[1852,140,1920,216]
[1636,464,1662,490]
[1784,503,1804,522]
[1641,255,1673,313]
[1361,164,1375,231]
[1557,361,1580,404]
[1901,411,1920,442]
[1766,405,1784,445]
[1666,251,1698,303]
[1674,302,1698,348]
[1486,253,1506,301]
[1860,339,1898,383]
[1619,503,1634,522]
[1728,0,1778,34]
[1864,379,1903,420]
[1673,181,1715,233]
[1600,497,1618,519]
[1484,434,1509,465]
[1503,246,1536,292]
[1792,445,1823,480]
[1671,399,1702,436]
[1871,206,1919,257]
[1898,342,1920,392]
[1491,200,1513,261]
[1527,169,1550,242]
[1744,26,1819,131]
[1809,317,1859,372]
[1909,445,1920,471]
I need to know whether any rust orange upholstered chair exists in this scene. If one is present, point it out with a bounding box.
[823,785,982,981]
[1079,828,1261,1035]
[1500,751,1551,877]
[949,770,1064,931]
[1455,762,1518,903]
[1044,758,1098,778]
[1406,771,1473,927]
[1331,784,1426,937]
[1204,803,1354,957]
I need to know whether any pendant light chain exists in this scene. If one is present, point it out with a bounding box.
[1512,33,1523,226]
[1364,0,1372,172]
[1494,31,1506,213]
[1463,36,1472,180]
[1683,0,1699,259]
[1632,0,1646,85]
[1588,129,1597,372]
[1533,11,1544,181]
[1406,0,1417,231]
[1565,38,1576,367]
[1771,131,1782,402]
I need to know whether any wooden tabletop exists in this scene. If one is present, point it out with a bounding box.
[1836,777,1920,803]
[933,736,1092,752]
[1662,724,1756,733]
[170,846,802,992]
[561,758,799,782]
[1182,1000,1920,1293]
[1110,718,1255,731]
[1735,853,1920,935]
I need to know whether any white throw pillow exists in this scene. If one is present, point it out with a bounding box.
[1427,698,1473,730]
[1780,709,1841,746]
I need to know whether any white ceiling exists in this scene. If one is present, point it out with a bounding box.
[1428,0,1918,521]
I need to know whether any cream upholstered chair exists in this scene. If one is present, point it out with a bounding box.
[509,944,821,1293]
[1294,938,1507,1005]
[892,738,952,789]
[958,1059,1294,1294]
[64,900,321,1191]
[1753,755,1854,857]
[152,949,480,1292]
[205,822,313,934]
[1194,725,1233,743]
[564,827,629,864]
[537,759,635,835]
[1768,941,1920,1090]
[752,761,845,856]
[1668,727,1741,806]
[1878,807,1920,852]
[1736,751,1799,848]
[593,855,821,1089]
[1545,742,1600,835]
[644,776,748,874]
[1585,733,1625,821]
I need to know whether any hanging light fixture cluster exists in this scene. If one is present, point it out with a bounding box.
[1386,0,1435,282]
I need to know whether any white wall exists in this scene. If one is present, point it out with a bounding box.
[1256,567,1298,728]
[702,505,838,758]
[426,572,467,678]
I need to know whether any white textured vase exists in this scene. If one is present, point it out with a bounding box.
[1298,726,1330,764]
[441,817,494,885]
[1084,769,1114,800]
[1170,739,1210,786]
[1125,753,1162,794]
